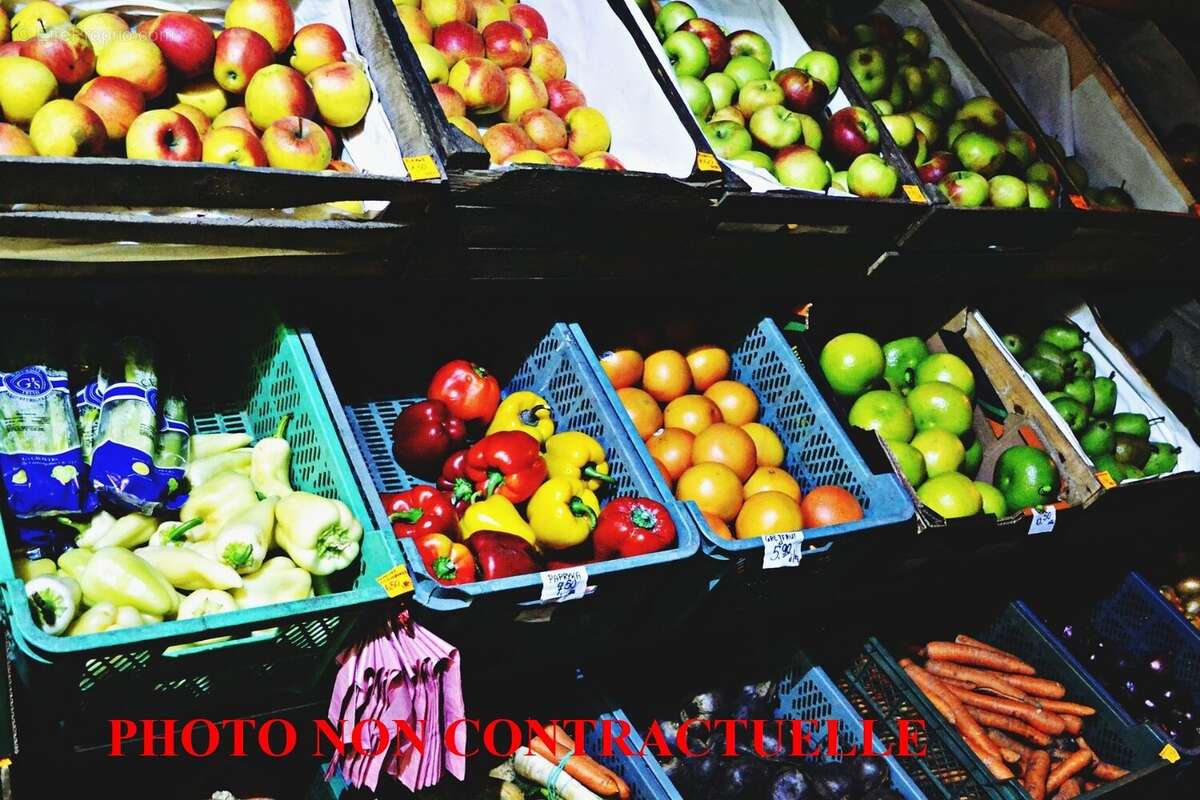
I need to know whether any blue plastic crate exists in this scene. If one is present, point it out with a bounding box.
[570,318,914,563]
[1089,572,1200,757]
[326,324,699,610]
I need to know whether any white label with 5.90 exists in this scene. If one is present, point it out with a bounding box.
[1028,506,1056,536]
[540,566,589,603]
[762,532,804,569]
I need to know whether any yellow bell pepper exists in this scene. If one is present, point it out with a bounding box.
[527,477,600,550]
[15,557,57,583]
[543,432,614,491]
[57,547,94,582]
[274,492,362,576]
[76,512,156,549]
[79,547,179,618]
[67,603,146,636]
[165,589,238,652]
[180,471,257,534]
[133,546,244,591]
[250,416,294,498]
[232,556,313,609]
[485,391,555,444]
[460,494,536,546]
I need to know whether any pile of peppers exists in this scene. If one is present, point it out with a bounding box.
[385,360,678,586]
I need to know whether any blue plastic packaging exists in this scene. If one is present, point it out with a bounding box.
[0,366,87,518]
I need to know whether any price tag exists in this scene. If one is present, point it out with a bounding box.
[376,565,414,597]
[902,184,929,203]
[762,532,803,569]
[1159,743,1181,763]
[539,566,588,603]
[1027,506,1056,536]
[1096,471,1118,489]
[696,152,722,173]
[1068,193,1089,210]
[403,155,440,181]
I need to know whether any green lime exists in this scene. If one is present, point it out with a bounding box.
[850,390,915,442]
[882,336,929,394]
[961,436,983,478]
[993,445,1058,510]
[820,333,884,397]
[917,473,982,519]
[915,352,975,398]
[974,481,1008,518]
[886,439,926,486]
[911,428,966,478]
[907,381,973,436]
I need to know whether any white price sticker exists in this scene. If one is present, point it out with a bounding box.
[1028,506,1057,536]
[539,566,588,603]
[762,532,804,569]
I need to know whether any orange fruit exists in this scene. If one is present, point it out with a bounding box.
[642,349,691,403]
[599,347,643,390]
[741,422,784,467]
[676,462,744,521]
[617,387,662,440]
[663,394,722,436]
[692,422,757,482]
[686,344,731,391]
[703,512,733,540]
[652,457,674,490]
[744,466,802,503]
[800,485,864,528]
[704,380,760,426]
[735,491,804,539]
[647,427,694,481]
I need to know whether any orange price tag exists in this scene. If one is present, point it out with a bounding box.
[377,565,414,597]
[902,184,928,203]
[696,152,722,173]
[1096,471,1118,489]
[1069,194,1089,210]
[403,155,440,181]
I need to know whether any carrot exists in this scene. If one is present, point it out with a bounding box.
[544,725,628,800]
[926,660,1035,703]
[1060,714,1082,735]
[945,685,1067,735]
[1047,749,1094,792]
[968,739,1016,780]
[940,676,978,691]
[1037,699,1094,716]
[902,662,958,724]
[980,671,1067,700]
[927,641,1037,675]
[903,663,1002,762]
[965,707,1053,746]
[1091,761,1129,782]
[1052,777,1082,799]
[956,634,1022,661]
[986,728,1032,759]
[997,745,1021,763]
[513,747,603,800]
[1021,750,1050,800]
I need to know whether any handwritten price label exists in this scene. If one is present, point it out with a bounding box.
[376,565,414,597]
[1027,506,1056,536]
[762,532,804,569]
[540,566,589,603]
[403,155,440,181]
[696,152,722,173]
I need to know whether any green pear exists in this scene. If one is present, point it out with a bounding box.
[1092,373,1117,417]
[1079,419,1116,458]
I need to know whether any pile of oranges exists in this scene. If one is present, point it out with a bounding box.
[600,344,864,540]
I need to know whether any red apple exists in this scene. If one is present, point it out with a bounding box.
[826,106,880,162]
[19,23,95,86]
[245,64,316,131]
[202,125,268,166]
[225,0,295,55]
[29,99,107,157]
[172,103,211,137]
[519,107,566,151]
[214,27,275,94]
[212,106,257,135]
[482,121,534,164]
[432,83,466,117]
[126,108,202,162]
[433,20,484,67]
[95,34,168,99]
[290,23,346,76]
[0,42,22,57]
[545,77,585,119]
[774,67,829,115]
[447,56,507,114]
[260,115,332,171]
[917,150,959,184]
[508,4,547,40]
[472,0,509,30]
[528,37,565,82]
[545,147,580,167]
[76,76,145,140]
[0,123,37,156]
[579,151,625,171]
[677,18,729,73]
[483,20,530,68]
[499,66,546,123]
[143,12,215,79]
[327,159,356,173]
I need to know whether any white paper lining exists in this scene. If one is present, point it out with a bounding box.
[977,304,1200,481]
[878,0,991,102]
[620,0,854,196]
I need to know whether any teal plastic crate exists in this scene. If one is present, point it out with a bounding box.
[570,318,914,565]
[0,323,401,734]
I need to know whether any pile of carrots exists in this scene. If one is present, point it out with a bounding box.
[901,635,1129,799]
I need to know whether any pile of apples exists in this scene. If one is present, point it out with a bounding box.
[0,0,370,181]
[601,343,864,541]
[397,0,622,170]
[836,12,1060,209]
[639,1,902,198]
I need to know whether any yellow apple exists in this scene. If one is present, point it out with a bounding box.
[202,125,268,167]
[0,7,9,47]
[0,56,58,126]
[10,2,70,42]
[0,122,37,155]
[565,106,610,157]
[290,23,346,75]
[171,103,211,137]
[414,42,448,83]
[503,148,551,165]
[29,99,107,157]
[306,61,371,129]
[446,114,482,144]
[260,116,331,171]
[225,0,295,55]
[245,64,316,131]
[499,66,546,124]
[77,13,131,56]
[96,35,168,99]
[212,106,257,135]
[177,79,229,120]
[396,7,433,45]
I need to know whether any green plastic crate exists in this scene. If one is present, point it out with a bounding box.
[0,323,401,738]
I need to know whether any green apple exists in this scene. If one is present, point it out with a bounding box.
[710,106,745,126]
[1026,160,1059,187]
[798,113,822,151]
[704,120,752,159]
[774,144,831,190]
[848,153,899,198]
[925,57,951,87]
[955,131,1006,177]
[938,170,989,207]
[848,46,889,100]
[872,99,894,116]
[730,149,774,174]
[1026,181,1055,209]
[956,96,1006,136]
[795,50,839,93]
[912,130,928,166]
[704,72,737,111]
[989,175,1028,208]
[724,55,769,89]
[664,30,709,78]
[678,75,712,119]
[946,118,976,148]
[901,26,930,61]
[736,79,784,118]
[929,84,958,116]
[900,64,929,102]
[882,113,915,149]
[654,2,697,41]
[749,105,802,150]
[886,76,909,111]
[1005,130,1037,168]
[850,389,915,442]
[728,30,773,68]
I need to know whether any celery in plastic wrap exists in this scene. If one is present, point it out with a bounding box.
[155,394,190,511]
[0,366,87,517]
[91,338,162,511]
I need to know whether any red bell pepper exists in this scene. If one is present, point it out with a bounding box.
[593,497,677,560]
[428,359,501,425]
[436,449,477,516]
[465,530,542,580]
[392,399,468,480]
[382,486,459,540]
[415,532,476,585]
[465,431,548,504]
